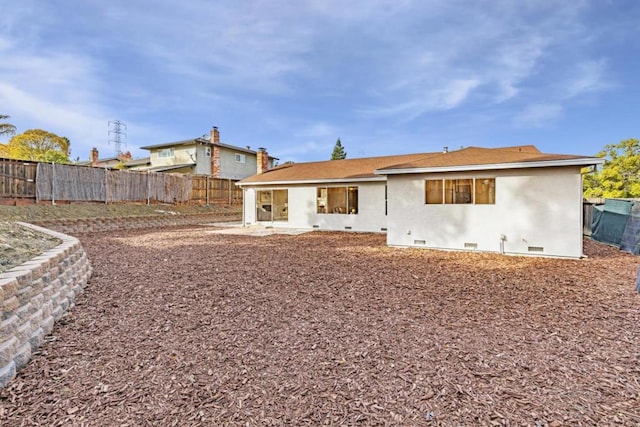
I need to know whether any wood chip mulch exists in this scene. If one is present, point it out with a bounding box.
[1,228,639,426]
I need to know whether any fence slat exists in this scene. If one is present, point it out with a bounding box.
[3,158,241,206]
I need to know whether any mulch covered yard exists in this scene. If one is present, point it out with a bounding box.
[1,228,639,426]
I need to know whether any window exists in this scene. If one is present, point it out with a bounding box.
[475,178,495,204]
[425,180,443,204]
[158,148,174,158]
[235,153,246,164]
[445,179,472,204]
[256,189,288,221]
[316,186,358,214]
[205,147,211,157]
[425,178,495,204]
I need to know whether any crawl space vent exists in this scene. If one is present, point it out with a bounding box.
[345,226,352,230]
[413,239,426,245]
[464,242,478,249]
[312,225,319,229]
[528,246,544,253]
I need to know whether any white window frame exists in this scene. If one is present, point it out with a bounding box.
[235,153,246,164]
[205,147,211,157]
[425,178,496,205]
[158,148,175,158]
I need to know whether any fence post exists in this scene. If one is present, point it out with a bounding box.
[206,176,210,206]
[147,172,151,205]
[228,178,231,205]
[104,167,108,203]
[51,162,56,205]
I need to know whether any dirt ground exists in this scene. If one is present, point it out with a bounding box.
[1,228,639,426]
[0,203,240,272]
[0,203,240,222]
[0,222,60,273]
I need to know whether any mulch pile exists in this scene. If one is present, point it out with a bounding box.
[1,228,639,426]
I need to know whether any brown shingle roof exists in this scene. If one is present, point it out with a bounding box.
[238,152,440,184]
[379,146,589,171]
[238,145,600,185]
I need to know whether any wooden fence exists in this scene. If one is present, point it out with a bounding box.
[191,175,243,205]
[0,158,242,206]
[0,159,37,199]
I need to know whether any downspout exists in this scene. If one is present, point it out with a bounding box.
[242,187,246,227]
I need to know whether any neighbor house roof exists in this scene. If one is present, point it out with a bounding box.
[140,138,278,159]
[145,163,196,172]
[125,157,151,167]
[238,145,603,186]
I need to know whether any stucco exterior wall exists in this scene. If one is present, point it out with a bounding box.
[243,182,388,232]
[386,167,584,258]
[149,145,197,167]
[218,149,258,180]
[194,145,211,175]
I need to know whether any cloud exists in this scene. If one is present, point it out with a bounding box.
[357,78,481,120]
[294,122,338,139]
[513,103,564,127]
[563,60,610,98]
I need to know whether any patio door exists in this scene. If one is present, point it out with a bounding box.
[256,189,288,222]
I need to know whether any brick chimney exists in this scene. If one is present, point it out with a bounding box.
[90,147,99,167]
[118,151,132,163]
[210,126,220,144]
[257,147,269,174]
[210,126,220,177]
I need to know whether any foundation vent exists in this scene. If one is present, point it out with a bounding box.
[413,239,426,245]
[381,227,387,231]
[345,226,352,230]
[528,246,544,253]
[464,242,478,249]
[312,225,319,229]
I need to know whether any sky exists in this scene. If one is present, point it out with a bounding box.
[1,1,639,164]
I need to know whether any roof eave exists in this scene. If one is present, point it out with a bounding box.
[237,176,386,187]
[375,158,605,175]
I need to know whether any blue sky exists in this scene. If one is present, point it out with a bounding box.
[1,1,639,163]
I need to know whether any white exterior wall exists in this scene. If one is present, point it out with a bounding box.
[243,181,388,232]
[386,167,584,258]
[218,149,258,180]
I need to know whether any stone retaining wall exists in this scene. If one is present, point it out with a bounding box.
[0,223,93,389]
[32,211,241,234]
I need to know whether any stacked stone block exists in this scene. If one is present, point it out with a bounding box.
[0,223,93,389]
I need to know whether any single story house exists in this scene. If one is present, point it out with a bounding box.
[237,145,604,258]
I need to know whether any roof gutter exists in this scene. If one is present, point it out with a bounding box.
[374,158,605,175]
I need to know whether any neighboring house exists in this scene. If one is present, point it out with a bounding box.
[237,145,604,258]
[77,148,133,169]
[138,127,277,178]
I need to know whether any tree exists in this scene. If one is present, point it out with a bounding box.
[331,138,347,160]
[0,129,70,163]
[0,115,16,137]
[583,138,640,198]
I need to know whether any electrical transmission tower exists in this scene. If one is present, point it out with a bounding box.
[108,120,127,155]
